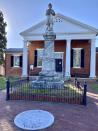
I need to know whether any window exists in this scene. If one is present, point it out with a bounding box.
[11,55,22,67]
[14,55,20,67]
[37,49,43,67]
[37,58,42,67]
[73,48,81,68]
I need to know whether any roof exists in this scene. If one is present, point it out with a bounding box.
[5,48,23,53]
[96,47,98,52]
[20,13,98,38]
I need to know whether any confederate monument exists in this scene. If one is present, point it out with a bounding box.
[32,3,64,87]
[40,3,56,77]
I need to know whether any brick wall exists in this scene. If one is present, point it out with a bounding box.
[71,40,90,77]
[5,40,95,77]
[28,41,44,75]
[28,41,44,65]
[28,40,66,75]
[28,40,91,77]
[5,54,22,77]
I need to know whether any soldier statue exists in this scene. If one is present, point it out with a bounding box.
[46,3,55,31]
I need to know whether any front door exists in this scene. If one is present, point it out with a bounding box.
[55,59,62,72]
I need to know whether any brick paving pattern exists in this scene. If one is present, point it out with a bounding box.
[0,82,98,131]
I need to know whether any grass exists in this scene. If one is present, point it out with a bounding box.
[1,76,83,98]
[0,77,6,90]
[13,83,83,98]
[0,76,83,99]
[0,76,22,90]
[91,84,98,92]
[6,76,23,82]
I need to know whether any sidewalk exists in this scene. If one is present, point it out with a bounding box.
[0,84,98,131]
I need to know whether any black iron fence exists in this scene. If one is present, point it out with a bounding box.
[6,78,87,105]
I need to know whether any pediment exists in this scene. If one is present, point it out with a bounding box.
[20,13,98,37]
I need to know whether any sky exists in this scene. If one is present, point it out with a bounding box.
[0,0,98,48]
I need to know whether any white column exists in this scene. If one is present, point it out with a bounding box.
[90,39,96,78]
[22,40,28,77]
[65,39,71,77]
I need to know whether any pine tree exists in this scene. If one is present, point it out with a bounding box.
[0,10,7,65]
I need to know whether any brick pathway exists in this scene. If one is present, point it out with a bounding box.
[0,84,98,131]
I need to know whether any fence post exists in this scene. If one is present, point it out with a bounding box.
[75,77,77,87]
[6,79,10,100]
[82,81,87,106]
[27,76,29,81]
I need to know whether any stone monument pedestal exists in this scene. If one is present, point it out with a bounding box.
[40,31,56,77]
[32,31,64,88]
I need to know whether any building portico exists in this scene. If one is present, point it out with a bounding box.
[22,39,96,78]
[20,13,98,78]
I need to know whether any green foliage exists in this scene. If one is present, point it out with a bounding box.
[91,84,98,92]
[6,76,21,81]
[0,77,6,90]
[0,10,7,65]
[16,83,82,98]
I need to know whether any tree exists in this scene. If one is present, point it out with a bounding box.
[0,10,7,65]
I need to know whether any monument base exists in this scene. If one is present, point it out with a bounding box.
[32,78,64,89]
[32,72,64,88]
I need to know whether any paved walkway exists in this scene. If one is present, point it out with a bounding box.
[0,83,98,131]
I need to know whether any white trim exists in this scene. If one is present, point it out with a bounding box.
[89,39,96,78]
[13,66,20,68]
[72,48,83,50]
[7,53,22,55]
[20,13,98,37]
[13,54,21,56]
[22,41,28,77]
[65,39,71,77]
[23,34,96,41]
[37,48,44,50]
[37,66,42,68]
[72,67,81,69]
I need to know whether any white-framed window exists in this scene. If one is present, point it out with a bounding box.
[37,58,42,67]
[13,55,20,67]
[11,54,22,68]
[73,48,82,68]
[37,49,43,67]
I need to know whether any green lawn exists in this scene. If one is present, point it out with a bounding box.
[91,84,98,92]
[14,83,83,98]
[0,76,83,98]
[0,76,26,90]
[0,77,6,90]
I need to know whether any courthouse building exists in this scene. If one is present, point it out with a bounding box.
[5,13,98,78]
